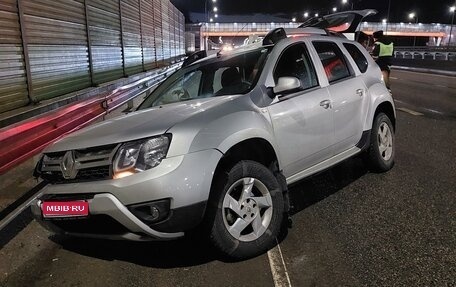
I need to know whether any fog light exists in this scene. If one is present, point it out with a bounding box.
[127,199,170,226]
[150,206,160,221]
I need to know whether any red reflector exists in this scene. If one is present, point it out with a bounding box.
[42,201,89,218]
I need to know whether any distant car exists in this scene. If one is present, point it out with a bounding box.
[32,10,395,259]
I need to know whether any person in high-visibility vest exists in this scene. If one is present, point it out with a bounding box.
[372,30,394,91]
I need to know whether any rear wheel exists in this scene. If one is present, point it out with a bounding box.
[207,160,284,259]
[366,112,395,172]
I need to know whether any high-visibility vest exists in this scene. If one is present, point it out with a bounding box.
[375,42,394,57]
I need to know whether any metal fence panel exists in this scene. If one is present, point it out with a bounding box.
[22,0,90,101]
[87,0,124,84]
[153,0,163,65]
[169,4,175,59]
[180,12,185,55]
[0,0,184,112]
[140,0,156,70]
[121,0,143,75]
[0,0,29,113]
[161,0,170,63]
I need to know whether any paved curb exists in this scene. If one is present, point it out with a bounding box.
[392,66,456,77]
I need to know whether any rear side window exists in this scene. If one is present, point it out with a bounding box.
[343,43,368,73]
[313,41,351,83]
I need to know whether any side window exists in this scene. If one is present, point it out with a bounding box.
[274,44,318,90]
[343,43,368,73]
[153,71,202,105]
[313,41,351,83]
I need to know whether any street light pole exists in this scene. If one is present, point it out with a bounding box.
[409,12,418,48]
[385,0,391,34]
[204,0,216,50]
[449,6,456,47]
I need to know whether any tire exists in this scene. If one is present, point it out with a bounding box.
[206,160,284,260]
[366,112,395,172]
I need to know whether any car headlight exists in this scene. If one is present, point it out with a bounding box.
[113,135,171,179]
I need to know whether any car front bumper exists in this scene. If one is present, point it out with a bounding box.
[31,149,223,240]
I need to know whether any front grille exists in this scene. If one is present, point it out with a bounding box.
[77,166,111,180]
[41,166,111,183]
[49,215,130,235]
[40,144,119,184]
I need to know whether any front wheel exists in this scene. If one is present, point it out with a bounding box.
[366,112,395,172]
[207,161,284,260]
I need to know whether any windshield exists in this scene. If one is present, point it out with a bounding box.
[138,47,271,109]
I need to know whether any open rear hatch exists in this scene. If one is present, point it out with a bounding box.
[299,9,377,33]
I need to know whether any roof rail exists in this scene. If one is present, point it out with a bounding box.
[283,27,330,36]
[182,50,207,67]
[262,28,287,45]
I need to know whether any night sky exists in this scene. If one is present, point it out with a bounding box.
[171,0,455,24]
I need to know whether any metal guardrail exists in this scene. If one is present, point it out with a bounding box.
[0,64,181,175]
[360,22,451,34]
[395,46,456,52]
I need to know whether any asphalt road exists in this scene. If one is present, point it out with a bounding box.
[1,70,455,287]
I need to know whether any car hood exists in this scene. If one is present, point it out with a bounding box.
[46,97,235,152]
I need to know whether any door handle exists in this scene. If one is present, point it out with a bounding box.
[356,89,364,97]
[320,100,331,109]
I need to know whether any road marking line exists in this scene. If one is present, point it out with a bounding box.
[396,107,424,116]
[434,84,448,88]
[424,108,444,115]
[390,77,399,80]
[267,240,292,287]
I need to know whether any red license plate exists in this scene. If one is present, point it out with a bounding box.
[42,201,89,218]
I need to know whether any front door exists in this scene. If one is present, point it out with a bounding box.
[267,43,334,178]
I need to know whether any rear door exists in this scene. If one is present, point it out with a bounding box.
[311,41,366,155]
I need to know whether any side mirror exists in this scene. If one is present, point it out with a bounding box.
[273,77,302,95]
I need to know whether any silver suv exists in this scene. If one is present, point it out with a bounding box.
[32,11,395,259]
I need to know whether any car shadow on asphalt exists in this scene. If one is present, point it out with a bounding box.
[52,157,368,268]
[288,157,368,215]
[51,234,218,268]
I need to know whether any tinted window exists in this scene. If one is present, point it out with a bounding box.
[344,43,368,73]
[274,44,318,90]
[313,41,351,83]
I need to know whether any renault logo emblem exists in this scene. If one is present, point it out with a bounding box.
[61,151,77,179]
